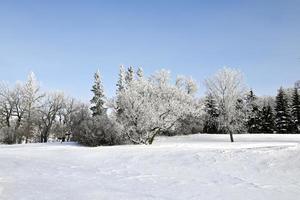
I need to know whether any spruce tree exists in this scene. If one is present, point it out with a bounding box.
[116,65,126,92]
[116,66,126,117]
[234,98,247,133]
[260,104,274,133]
[203,93,219,133]
[125,66,134,84]
[90,70,105,117]
[291,88,300,132]
[137,67,144,80]
[275,87,291,133]
[246,90,261,133]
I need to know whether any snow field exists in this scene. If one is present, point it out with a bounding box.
[1,134,300,200]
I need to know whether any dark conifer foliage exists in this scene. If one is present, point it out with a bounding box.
[291,88,300,132]
[203,93,219,133]
[260,104,274,133]
[125,66,134,84]
[246,90,261,133]
[275,87,292,133]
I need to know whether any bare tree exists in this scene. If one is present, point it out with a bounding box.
[0,83,16,143]
[0,82,15,128]
[205,67,246,142]
[39,92,65,143]
[54,98,80,141]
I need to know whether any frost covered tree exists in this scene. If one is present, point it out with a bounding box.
[21,72,44,143]
[39,92,65,142]
[175,76,198,96]
[116,69,200,144]
[0,83,16,143]
[205,67,246,142]
[117,65,126,92]
[116,65,127,117]
[291,88,300,132]
[125,66,134,85]
[275,87,292,133]
[185,77,198,95]
[0,73,43,144]
[90,70,106,117]
[203,93,219,133]
[137,67,144,80]
[0,83,14,128]
[53,98,80,142]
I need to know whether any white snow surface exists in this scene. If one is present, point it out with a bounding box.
[1,134,300,200]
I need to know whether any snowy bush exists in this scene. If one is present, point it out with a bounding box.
[0,127,16,144]
[73,114,122,146]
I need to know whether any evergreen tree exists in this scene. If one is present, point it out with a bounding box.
[260,104,274,133]
[116,65,126,92]
[116,66,126,117]
[90,70,105,117]
[245,90,261,133]
[137,67,144,80]
[291,88,300,132]
[275,87,292,133]
[234,98,247,133]
[125,66,134,84]
[203,93,219,133]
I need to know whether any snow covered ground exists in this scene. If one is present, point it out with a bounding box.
[1,134,300,200]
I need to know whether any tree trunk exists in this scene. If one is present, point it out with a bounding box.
[148,129,160,145]
[230,132,234,143]
[6,116,10,128]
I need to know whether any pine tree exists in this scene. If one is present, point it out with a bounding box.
[260,104,274,133]
[291,88,300,132]
[203,93,219,133]
[116,65,126,92]
[275,87,291,133]
[125,66,134,84]
[245,90,261,133]
[90,70,105,117]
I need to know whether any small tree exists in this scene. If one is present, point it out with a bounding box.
[90,70,106,117]
[205,67,246,142]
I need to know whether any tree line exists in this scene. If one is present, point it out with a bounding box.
[0,67,299,145]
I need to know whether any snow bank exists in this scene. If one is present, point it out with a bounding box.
[1,134,300,200]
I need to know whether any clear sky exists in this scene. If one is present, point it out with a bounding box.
[0,0,299,102]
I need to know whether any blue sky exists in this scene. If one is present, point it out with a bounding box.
[0,0,299,102]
